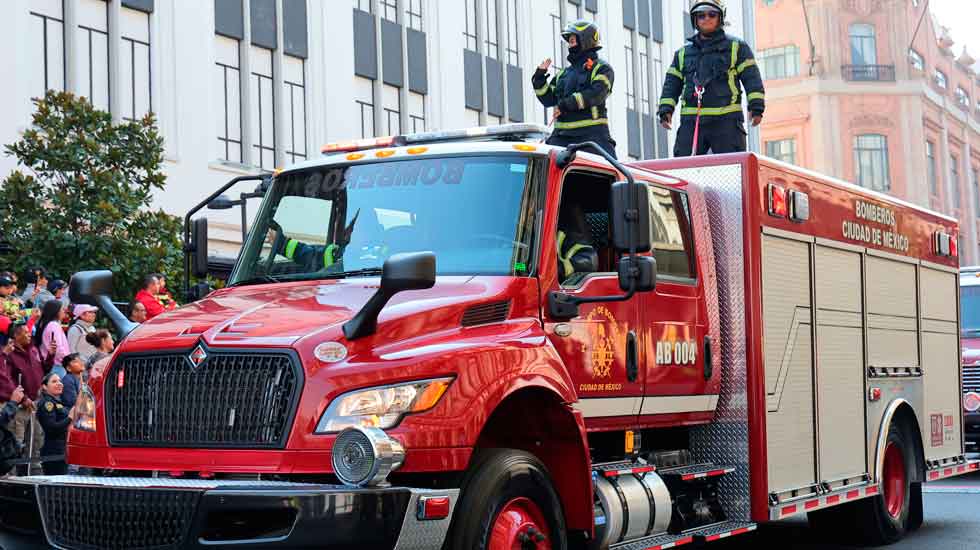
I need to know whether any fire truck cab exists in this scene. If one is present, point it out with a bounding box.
[0,124,975,550]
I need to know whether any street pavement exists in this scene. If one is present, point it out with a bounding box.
[2,473,979,549]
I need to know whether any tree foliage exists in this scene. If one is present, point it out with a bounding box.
[0,90,182,301]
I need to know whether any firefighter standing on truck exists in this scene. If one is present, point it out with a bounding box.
[532,20,617,158]
[658,0,765,156]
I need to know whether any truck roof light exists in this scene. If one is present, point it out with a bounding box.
[321,124,550,155]
[950,234,958,257]
[788,190,810,222]
[768,184,788,218]
[935,231,956,257]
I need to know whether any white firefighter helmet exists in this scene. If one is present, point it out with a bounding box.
[689,0,726,30]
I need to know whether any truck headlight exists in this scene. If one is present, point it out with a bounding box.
[74,384,97,432]
[331,426,405,487]
[315,377,453,434]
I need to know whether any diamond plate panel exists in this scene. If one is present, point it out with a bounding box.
[392,489,459,550]
[661,164,750,520]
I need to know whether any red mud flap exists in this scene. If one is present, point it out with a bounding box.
[610,521,757,550]
[925,459,980,482]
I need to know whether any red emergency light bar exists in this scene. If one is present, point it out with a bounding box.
[320,124,551,155]
[934,230,958,257]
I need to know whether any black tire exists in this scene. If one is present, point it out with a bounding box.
[907,482,924,532]
[446,448,568,550]
[852,422,914,546]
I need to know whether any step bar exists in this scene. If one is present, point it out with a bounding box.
[610,521,757,550]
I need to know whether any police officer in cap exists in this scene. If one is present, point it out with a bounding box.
[532,20,617,157]
[658,0,765,156]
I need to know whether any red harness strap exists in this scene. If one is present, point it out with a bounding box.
[691,85,705,156]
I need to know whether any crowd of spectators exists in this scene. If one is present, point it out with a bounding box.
[0,268,179,475]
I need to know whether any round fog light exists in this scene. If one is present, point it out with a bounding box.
[965,392,980,413]
[332,426,405,487]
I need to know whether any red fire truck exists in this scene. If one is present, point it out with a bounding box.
[0,124,975,550]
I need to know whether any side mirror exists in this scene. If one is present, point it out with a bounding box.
[192,217,209,279]
[610,181,651,253]
[189,281,213,301]
[344,252,436,340]
[207,194,236,210]
[69,271,138,337]
[618,256,657,292]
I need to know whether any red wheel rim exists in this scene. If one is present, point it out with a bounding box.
[883,441,906,519]
[488,497,552,550]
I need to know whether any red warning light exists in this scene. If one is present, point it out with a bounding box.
[768,184,788,218]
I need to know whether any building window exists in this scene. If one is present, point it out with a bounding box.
[30,1,66,98]
[464,0,478,51]
[639,39,650,115]
[766,138,797,165]
[952,155,961,206]
[283,56,307,164]
[355,76,375,138]
[405,0,423,31]
[854,134,890,192]
[849,23,877,65]
[409,91,426,133]
[380,0,398,22]
[909,49,924,71]
[76,0,109,111]
[759,45,800,80]
[215,36,243,163]
[250,46,275,170]
[382,84,400,135]
[926,141,938,196]
[353,0,372,13]
[763,0,777,5]
[119,6,151,121]
[505,0,519,66]
[485,0,500,59]
[935,69,948,89]
[956,87,970,108]
[973,167,980,217]
[550,0,563,68]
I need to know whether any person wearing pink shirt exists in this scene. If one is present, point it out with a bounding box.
[34,300,69,369]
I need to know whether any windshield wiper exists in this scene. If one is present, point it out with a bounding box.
[230,274,281,287]
[321,268,384,279]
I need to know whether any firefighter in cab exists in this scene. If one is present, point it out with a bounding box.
[658,0,765,156]
[532,20,617,158]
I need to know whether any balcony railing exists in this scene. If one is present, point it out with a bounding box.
[842,64,896,82]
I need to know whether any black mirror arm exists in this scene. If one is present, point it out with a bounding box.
[93,294,138,338]
[183,174,268,302]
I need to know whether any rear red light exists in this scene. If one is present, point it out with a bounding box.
[117,369,125,389]
[950,234,958,257]
[417,496,451,521]
[768,184,787,218]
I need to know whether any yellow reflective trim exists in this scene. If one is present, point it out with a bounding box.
[590,62,603,80]
[323,244,338,268]
[747,92,765,101]
[573,23,591,31]
[680,104,743,116]
[660,98,677,106]
[592,106,599,119]
[555,118,609,129]
[667,67,684,79]
[728,41,740,106]
[574,92,586,109]
[593,74,612,90]
[535,83,550,96]
[284,239,299,259]
[737,59,756,74]
[679,48,686,71]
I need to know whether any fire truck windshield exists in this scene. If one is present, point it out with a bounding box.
[229,155,537,285]
[962,285,980,336]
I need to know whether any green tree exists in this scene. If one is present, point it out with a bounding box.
[0,90,182,301]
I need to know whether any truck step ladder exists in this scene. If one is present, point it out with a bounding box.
[610,520,757,549]
[656,463,736,482]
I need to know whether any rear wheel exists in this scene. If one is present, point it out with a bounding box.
[447,449,567,550]
[853,422,914,545]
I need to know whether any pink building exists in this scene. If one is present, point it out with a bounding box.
[755,0,980,264]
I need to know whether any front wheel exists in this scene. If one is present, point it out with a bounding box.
[447,449,568,550]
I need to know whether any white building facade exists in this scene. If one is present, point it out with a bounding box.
[0,0,750,253]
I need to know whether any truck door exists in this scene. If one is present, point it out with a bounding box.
[545,170,644,430]
[638,186,712,422]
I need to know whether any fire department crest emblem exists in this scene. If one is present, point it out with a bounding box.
[582,306,620,379]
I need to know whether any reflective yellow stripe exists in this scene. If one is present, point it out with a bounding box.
[660,98,677,106]
[737,59,756,74]
[323,244,338,268]
[284,239,299,259]
[574,92,585,109]
[593,74,612,90]
[535,83,550,96]
[728,41,740,106]
[557,230,593,279]
[747,92,765,101]
[555,118,609,129]
[667,67,684,79]
[590,62,603,80]
[679,48,686,71]
[592,106,599,119]
[680,104,743,116]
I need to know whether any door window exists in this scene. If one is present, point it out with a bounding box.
[648,186,695,280]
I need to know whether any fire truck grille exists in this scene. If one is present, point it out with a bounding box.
[38,484,199,550]
[106,350,302,448]
[964,365,980,393]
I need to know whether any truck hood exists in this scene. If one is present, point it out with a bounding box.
[121,276,520,350]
